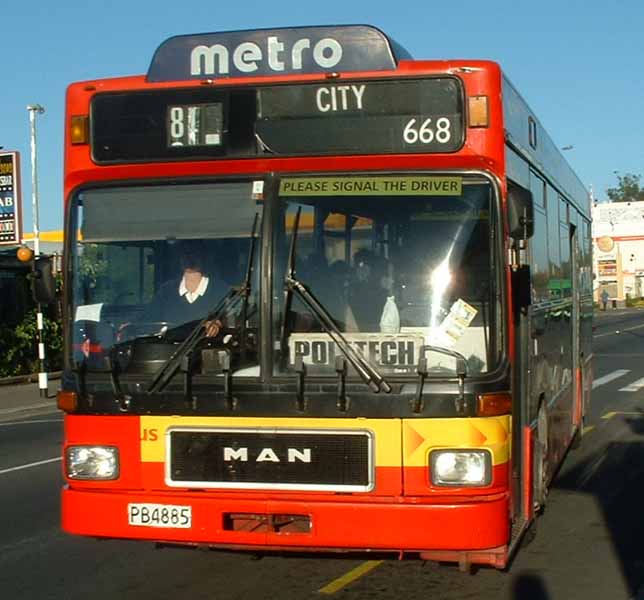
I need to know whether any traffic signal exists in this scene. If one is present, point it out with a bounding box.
[16,246,57,304]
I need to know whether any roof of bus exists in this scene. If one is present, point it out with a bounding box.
[146,25,413,82]
[67,59,502,91]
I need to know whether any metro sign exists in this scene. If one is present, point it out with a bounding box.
[147,25,407,82]
[190,36,344,76]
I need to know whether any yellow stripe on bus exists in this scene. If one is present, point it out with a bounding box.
[139,416,402,466]
[402,416,511,467]
[140,415,510,467]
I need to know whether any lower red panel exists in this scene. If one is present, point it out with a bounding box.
[62,487,509,552]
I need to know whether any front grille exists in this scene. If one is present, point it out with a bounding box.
[167,429,373,491]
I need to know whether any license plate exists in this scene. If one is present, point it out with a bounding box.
[128,503,192,528]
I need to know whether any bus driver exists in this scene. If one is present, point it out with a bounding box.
[144,240,225,337]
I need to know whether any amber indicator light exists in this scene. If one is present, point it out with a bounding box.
[477,392,511,416]
[57,390,78,412]
[70,115,89,144]
[468,96,489,128]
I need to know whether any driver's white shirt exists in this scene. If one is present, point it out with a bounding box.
[179,275,209,304]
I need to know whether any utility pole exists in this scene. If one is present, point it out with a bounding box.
[27,104,47,397]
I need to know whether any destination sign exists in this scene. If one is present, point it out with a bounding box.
[91,77,464,163]
[166,103,224,147]
[147,25,407,82]
[256,78,463,154]
[0,152,21,245]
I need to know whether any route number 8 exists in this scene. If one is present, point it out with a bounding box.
[170,107,185,141]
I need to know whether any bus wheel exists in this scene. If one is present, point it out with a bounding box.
[533,404,549,512]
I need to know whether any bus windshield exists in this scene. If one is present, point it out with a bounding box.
[273,174,500,378]
[69,181,262,370]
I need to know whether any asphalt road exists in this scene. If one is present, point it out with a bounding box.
[2,309,644,599]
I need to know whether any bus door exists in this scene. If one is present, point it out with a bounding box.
[508,180,535,527]
[512,260,532,526]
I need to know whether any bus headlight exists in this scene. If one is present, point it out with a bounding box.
[430,450,491,486]
[66,446,119,480]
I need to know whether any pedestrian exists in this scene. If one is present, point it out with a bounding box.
[600,289,609,311]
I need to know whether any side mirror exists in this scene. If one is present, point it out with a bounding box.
[512,264,532,310]
[32,256,57,305]
[508,183,534,240]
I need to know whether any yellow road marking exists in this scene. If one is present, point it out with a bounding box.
[601,411,642,420]
[318,560,384,595]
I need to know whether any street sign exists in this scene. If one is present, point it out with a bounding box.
[0,151,22,245]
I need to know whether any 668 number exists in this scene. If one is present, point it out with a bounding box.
[403,117,452,145]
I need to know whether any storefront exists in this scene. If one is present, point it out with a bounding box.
[593,201,644,305]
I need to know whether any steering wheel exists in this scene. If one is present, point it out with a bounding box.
[115,321,170,342]
[201,326,240,347]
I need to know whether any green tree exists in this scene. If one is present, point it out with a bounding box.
[606,172,644,203]
[0,310,63,377]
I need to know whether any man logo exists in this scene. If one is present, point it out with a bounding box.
[223,447,312,463]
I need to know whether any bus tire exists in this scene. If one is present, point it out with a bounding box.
[533,403,549,512]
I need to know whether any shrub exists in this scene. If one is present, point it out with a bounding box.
[0,310,63,377]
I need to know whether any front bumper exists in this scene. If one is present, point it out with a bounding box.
[62,486,509,556]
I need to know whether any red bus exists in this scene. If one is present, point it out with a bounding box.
[55,25,592,569]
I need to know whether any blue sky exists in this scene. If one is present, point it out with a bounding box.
[2,0,643,233]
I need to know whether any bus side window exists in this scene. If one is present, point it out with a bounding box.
[530,208,549,304]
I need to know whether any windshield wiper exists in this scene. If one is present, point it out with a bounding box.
[73,359,88,402]
[280,207,391,394]
[72,353,131,411]
[104,350,131,410]
[146,287,239,394]
[414,345,468,413]
[239,213,260,361]
[147,214,259,394]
